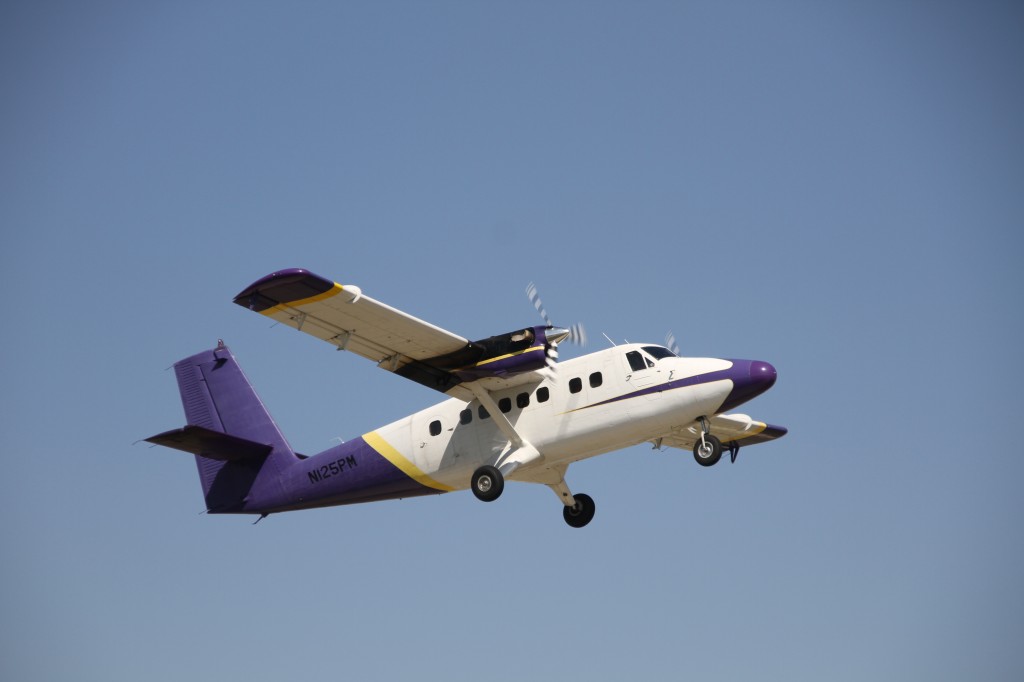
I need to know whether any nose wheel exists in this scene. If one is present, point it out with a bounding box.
[693,434,722,466]
[693,416,723,466]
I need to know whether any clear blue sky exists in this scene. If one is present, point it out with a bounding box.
[2,2,1022,680]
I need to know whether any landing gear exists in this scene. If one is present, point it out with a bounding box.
[562,493,596,528]
[691,415,723,467]
[693,433,722,467]
[471,465,504,502]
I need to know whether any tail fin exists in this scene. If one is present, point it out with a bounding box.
[147,341,299,513]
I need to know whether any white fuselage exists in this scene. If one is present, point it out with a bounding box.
[366,344,734,490]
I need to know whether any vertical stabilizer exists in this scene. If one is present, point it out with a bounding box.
[170,341,298,512]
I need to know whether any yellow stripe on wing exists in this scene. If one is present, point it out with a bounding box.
[363,431,454,492]
[259,282,345,316]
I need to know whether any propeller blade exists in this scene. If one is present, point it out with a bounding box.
[525,282,553,327]
[570,323,587,347]
[665,331,680,356]
[525,282,586,347]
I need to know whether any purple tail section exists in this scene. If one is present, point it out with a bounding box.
[169,341,299,513]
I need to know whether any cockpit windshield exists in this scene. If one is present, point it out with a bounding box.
[642,345,677,360]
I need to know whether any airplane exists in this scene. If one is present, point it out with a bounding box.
[146,268,786,528]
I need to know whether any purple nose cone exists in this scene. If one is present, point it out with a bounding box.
[718,360,778,412]
[751,360,777,388]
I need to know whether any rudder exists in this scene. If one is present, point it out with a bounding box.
[153,341,299,513]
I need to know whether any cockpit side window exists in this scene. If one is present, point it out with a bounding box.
[626,350,647,372]
[643,345,677,360]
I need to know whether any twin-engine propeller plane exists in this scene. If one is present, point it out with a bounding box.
[147,268,786,528]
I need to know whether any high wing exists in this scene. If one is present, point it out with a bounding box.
[655,413,788,452]
[234,268,552,399]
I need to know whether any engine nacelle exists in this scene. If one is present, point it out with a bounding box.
[395,325,565,390]
[450,325,552,382]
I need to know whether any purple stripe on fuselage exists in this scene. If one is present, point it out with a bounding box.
[578,367,738,410]
[573,359,775,414]
[247,436,444,513]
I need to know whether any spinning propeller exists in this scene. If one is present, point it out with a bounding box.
[526,282,586,373]
[665,331,681,356]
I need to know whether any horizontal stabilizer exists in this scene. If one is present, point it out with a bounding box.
[145,425,273,461]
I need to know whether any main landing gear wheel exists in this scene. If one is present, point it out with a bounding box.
[471,465,504,502]
[693,434,723,467]
[562,493,596,528]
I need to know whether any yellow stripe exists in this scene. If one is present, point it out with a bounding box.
[733,422,768,441]
[259,282,345,316]
[363,431,454,492]
[459,345,545,370]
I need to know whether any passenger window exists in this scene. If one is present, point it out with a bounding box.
[626,351,646,372]
[569,377,582,394]
[590,372,602,388]
[499,397,512,413]
[429,420,442,436]
[478,405,490,419]
[460,409,472,425]
[517,392,529,409]
[537,387,550,403]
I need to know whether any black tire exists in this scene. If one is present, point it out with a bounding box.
[562,493,596,528]
[693,434,722,467]
[471,465,504,502]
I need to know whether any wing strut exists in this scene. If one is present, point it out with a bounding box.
[467,383,542,476]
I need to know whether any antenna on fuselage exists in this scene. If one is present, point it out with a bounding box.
[601,332,618,347]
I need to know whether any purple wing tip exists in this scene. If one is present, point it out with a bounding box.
[233,268,335,312]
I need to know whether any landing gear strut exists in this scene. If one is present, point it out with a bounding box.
[471,465,504,502]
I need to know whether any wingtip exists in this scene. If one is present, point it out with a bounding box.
[233,269,337,312]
